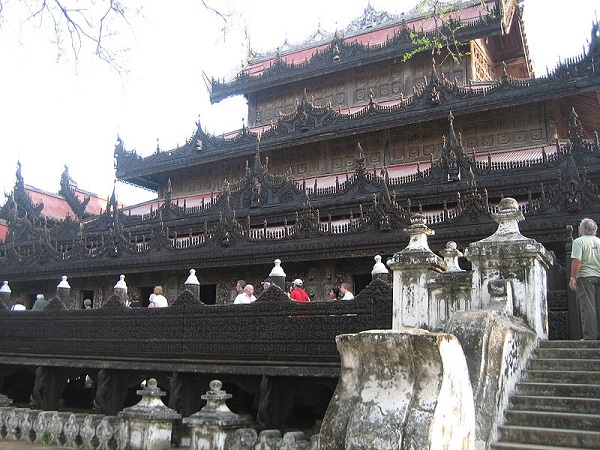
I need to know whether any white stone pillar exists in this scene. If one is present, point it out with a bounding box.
[0,280,11,310]
[386,214,446,330]
[57,276,71,308]
[371,255,389,282]
[269,259,286,292]
[185,269,201,300]
[113,274,128,305]
[464,198,553,338]
[119,379,180,450]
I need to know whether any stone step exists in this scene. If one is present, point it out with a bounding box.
[529,358,600,372]
[490,442,596,450]
[516,381,600,398]
[509,395,600,415]
[522,369,600,384]
[497,425,600,449]
[534,347,600,360]
[492,442,595,450]
[540,340,600,349]
[504,410,600,431]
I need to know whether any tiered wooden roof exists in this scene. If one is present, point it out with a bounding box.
[209,0,530,102]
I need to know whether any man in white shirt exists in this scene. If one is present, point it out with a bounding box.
[148,286,169,308]
[340,283,355,300]
[234,284,256,304]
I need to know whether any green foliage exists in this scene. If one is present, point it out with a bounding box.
[401,0,493,64]
[41,430,52,445]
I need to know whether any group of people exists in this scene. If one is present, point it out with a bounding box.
[9,293,48,311]
[233,278,354,304]
[327,283,355,301]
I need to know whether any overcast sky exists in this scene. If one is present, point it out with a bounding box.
[0,0,598,205]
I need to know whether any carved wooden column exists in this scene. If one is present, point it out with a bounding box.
[30,366,67,411]
[93,369,131,415]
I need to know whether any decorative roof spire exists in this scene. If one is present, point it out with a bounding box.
[568,107,585,146]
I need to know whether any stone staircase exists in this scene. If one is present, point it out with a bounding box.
[492,340,600,449]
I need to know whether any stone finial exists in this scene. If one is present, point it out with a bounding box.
[57,276,70,289]
[119,378,181,450]
[201,380,232,408]
[0,281,11,293]
[185,269,200,286]
[137,378,164,399]
[0,281,11,310]
[371,255,389,282]
[404,213,435,251]
[371,255,388,275]
[269,259,286,291]
[440,241,464,272]
[56,276,72,308]
[183,380,252,450]
[0,393,13,406]
[114,274,127,291]
[183,269,201,303]
[192,380,250,422]
[269,259,286,277]
[489,197,524,238]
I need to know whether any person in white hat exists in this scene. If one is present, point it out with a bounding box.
[290,278,310,302]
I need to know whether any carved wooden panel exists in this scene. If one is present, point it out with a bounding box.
[248,53,468,127]
[472,40,497,81]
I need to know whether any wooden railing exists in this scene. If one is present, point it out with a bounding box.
[0,281,392,377]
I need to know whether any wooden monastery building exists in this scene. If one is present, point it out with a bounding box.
[0,0,599,364]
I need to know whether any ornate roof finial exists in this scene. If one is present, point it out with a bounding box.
[568,107,585,145]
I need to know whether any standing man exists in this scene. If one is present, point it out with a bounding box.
[569,218,600,340]
[290,279,310,302]
[32,293,49,310]
[234,284,256,304]
[340,283,355,300]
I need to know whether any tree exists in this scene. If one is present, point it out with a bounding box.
[0,0,231,73]
[403,0,494,63]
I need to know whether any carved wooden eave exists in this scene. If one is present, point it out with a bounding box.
[208,1,506,103]
[115,37,600,189]
[0,162,44,222]
[59,165,91,219]
[5,128,600,281]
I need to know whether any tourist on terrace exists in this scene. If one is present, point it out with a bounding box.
[340,283,355,300]
[261,278,272,290]
[10,297,26,311]
[148,286,169,308]
[234,284,256,304]
[32,293,49,310]
[290,279,310,302]
[328,287,341,301]
[232,279,246,303]
[129,293,143,308]
[83,299,93,309]
[569,217,600,340]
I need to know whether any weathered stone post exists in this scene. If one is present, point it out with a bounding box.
[183,379,252,450]
[56,276,71,308]
[269,259,286,292]
[371,255,388,282]
[386,213,446,330]
[464,197,553,338]
[185,269,201,300]
[118,378,181,450]
[319,330,475,450]
[0,280,11,310]
[113,275,128,305]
